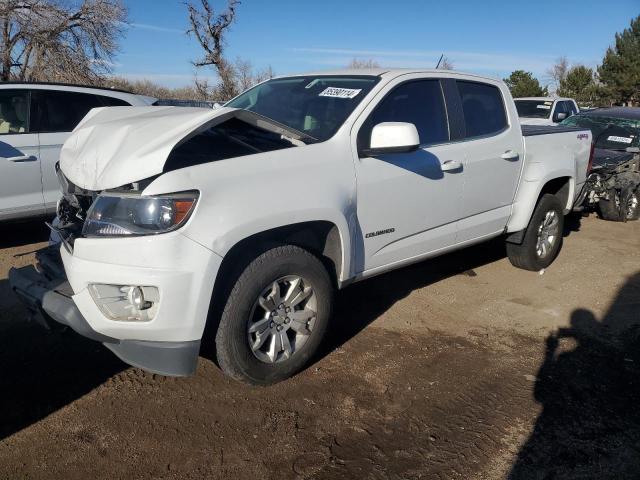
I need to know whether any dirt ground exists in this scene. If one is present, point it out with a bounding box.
[0,214,638,480]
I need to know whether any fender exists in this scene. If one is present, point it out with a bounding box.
[507,167,575,233]
[143,139,357,282]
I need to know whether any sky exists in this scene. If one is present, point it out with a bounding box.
[115,0,640,88]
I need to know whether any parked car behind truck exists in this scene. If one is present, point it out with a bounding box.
[9,69,593,385]
[0,83,155,221]
[561,107,640,221]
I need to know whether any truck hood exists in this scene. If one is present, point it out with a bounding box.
[591,148,635,171]
[60,106,242,191]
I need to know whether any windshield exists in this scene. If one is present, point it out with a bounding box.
[514,99,554,119]
[226,75,379,142]
[561,114,640,150]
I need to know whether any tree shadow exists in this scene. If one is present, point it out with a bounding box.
[509,272,640,479]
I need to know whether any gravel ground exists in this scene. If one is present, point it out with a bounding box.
[0,214,638,480]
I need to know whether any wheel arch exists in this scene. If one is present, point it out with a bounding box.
[201,220,347,353]
[507,173,574,234]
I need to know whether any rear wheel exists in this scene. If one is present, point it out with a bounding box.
[598,187,639,221]
[507,194,564,271]
[622,188,639,221]
[215,245,333,385]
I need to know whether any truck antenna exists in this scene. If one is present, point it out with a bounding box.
[435,54,444,69]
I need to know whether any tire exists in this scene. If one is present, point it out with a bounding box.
[215,245,333,385]
[507,194,565,271]
[598,188,623,221]
[621,188,639,221]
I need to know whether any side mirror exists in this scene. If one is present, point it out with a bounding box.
[554,112,567,122]
[362,122,420,156]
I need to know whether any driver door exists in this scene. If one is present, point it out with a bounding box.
[352,77,465,272]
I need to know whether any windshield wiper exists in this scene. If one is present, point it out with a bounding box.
[233,109,319,144]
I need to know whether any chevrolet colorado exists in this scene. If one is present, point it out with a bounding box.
[9,69,593,384]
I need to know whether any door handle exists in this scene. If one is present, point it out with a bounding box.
[441,160,462,172]
[500,150,519,161]
[3,155,37,162]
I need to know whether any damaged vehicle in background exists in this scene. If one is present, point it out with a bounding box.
[562,107,640,221]
[9,69,592,385]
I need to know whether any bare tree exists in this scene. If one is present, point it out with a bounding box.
[0,0,127,83]
[347,58,380,69]
[186,1,273,100]
[546,56,569,92]
[186,0,240,99]
[438,56,454,70]
[234,57,272,91]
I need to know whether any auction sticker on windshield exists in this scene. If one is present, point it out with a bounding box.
[607,136,633,144]
[319,87,362,99]
[536,105,551,109]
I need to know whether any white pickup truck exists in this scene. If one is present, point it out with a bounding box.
[515,97,580,126]
[10,69,593,385]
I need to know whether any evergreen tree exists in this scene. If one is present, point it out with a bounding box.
[503,70,548,98]
[598,15,640,105]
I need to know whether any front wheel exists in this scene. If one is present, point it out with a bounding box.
[215,245,333,385]
[507,194,565,271]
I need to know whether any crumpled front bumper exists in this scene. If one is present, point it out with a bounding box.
[8,246,200,377]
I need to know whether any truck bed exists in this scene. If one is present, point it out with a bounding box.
[521,125,585,137]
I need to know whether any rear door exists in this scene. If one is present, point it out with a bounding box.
[32,90,130,209]
[450,79,524,242]
[0,89,44,219]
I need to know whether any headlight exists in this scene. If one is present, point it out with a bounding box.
[82,191,198,237]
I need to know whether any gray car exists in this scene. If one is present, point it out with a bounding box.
[0,82,155,221]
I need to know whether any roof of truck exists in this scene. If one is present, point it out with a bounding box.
[515,97,575,102]
[278,68,490,81]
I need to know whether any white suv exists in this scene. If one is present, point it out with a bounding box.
[0,83,155,221]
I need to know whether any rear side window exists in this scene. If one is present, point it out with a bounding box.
[359,79,449,149]
[31,90,128,133]
[0,90,30,134]
[456,81,507,138]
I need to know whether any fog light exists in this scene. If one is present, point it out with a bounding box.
[89,284,159,322]
[128,286,147,310]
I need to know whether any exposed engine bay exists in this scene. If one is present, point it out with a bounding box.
[580,150,640,222]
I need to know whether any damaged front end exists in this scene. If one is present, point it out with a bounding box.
[582,150,640,222]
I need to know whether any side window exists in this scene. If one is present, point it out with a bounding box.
[359,79,449,150]
[456,81,507,138]
[553,101,568,122]
[98,95,131,107]
[31,90,106,133]
[0,90,30,134]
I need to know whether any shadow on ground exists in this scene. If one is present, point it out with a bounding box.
[0,278,125,441]
[0,214,584,442]
[509,271,640,479]
[0,218,50,249]
[0,220,125,440]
